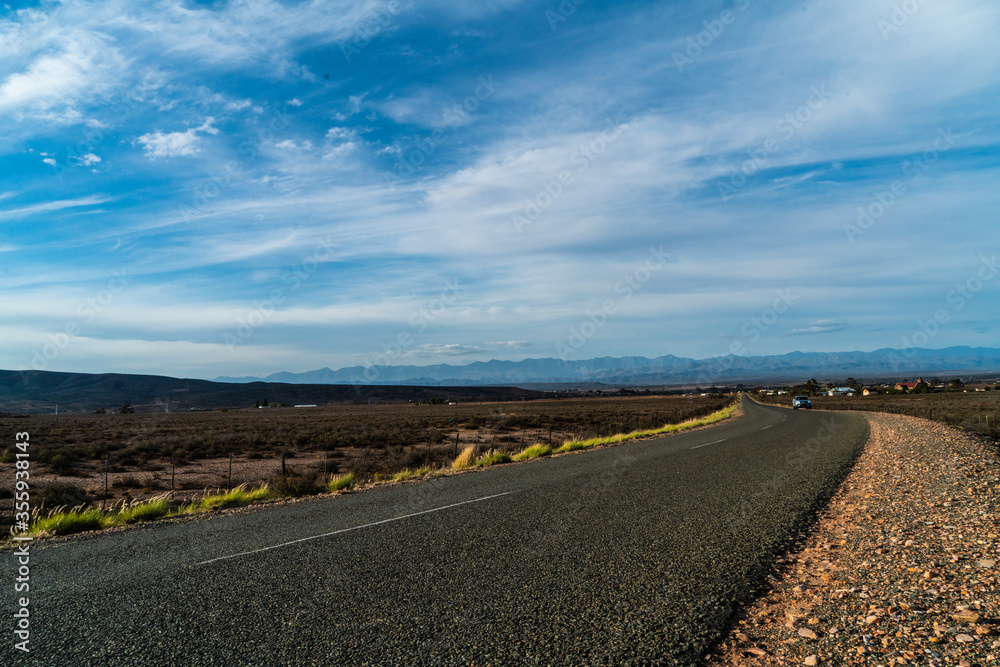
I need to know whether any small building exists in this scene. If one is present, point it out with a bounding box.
[863,388,879,396]
[895,377,927,391]
[827,387,856,397]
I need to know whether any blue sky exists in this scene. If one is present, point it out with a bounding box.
[2,0,999,379]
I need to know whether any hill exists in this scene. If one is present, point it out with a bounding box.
[0,370,549,414]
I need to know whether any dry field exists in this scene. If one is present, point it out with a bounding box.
[0,394,730,523]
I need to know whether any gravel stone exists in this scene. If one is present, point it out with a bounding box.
[705,412,1000,666]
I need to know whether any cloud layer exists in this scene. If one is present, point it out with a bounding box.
[1,0,999,378]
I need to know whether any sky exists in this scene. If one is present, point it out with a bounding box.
[1,0,999,380]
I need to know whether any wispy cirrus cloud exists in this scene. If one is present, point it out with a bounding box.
[790,320,850,336]
[0,195,113,221]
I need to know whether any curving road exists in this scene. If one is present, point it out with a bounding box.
[3,396,868,666]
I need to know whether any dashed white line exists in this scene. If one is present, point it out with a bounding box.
[761,425,774,430]
[691,439,726,450]
[195,490,516,566]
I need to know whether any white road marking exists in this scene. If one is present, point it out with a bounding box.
[761,425,774,430]
[195,490,517,566]
[691,439,726,450]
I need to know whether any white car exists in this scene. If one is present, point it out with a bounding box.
[792,396,812,409]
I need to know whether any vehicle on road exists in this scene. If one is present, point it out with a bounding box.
[792,396,812,410]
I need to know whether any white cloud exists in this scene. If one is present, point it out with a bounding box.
[74,153,101,166]
[0,31,125,120]
[0,195,113,221]
[790,320,849,336]
[226,98,253,111]
[326,127,355,140]
[487,340,532,349]
[407,343,486,357]
[135,118,218,158]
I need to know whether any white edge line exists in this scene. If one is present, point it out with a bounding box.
[691,439,726,450]
[194,490,517,567]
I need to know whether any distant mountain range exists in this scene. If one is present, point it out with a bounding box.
[215,346,1000,387]
[3,347,997,414]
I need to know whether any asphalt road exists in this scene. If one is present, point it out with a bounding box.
[3,396,868,666]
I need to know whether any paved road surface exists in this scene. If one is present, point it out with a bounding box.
[2,396,868,665]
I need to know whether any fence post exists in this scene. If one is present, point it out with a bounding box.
[171,455,175,491]
[228,454,233,489]
[105,453,109,502]
[454,431,459,458]
[281,451,287,476]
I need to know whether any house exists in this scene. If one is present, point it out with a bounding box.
[828,387,856,397]
[895,377,927,391]
[863,388,879,396]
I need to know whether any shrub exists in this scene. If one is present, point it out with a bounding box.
[112,475,143,489]
[555,440,593,453]
[35,483,90,510]
[32,507,109,536]
[513,444,552,461]
[270,474,321,497]
[190,485,272,512]
[328,472,355,492]
[48,453,81,476]
[476,450,512,466]
[118,499,171,524]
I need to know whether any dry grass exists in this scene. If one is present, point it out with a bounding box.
[451,446,477,470]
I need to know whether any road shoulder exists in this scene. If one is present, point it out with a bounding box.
[705,412,1000,666]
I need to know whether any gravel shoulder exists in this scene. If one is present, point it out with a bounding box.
[705,412,1000,667]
